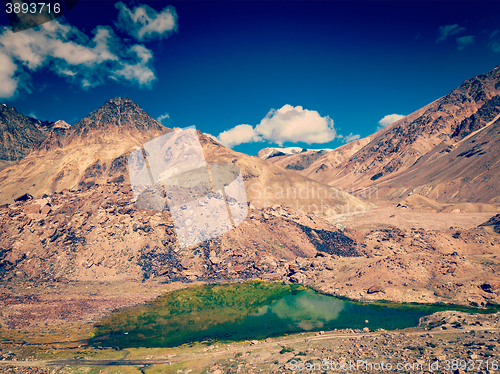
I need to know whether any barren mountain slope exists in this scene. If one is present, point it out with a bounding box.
[258,149,329,171]
[375,115,500,203]
[301,65,500,202]
[0,103,49,163]
[0,98,368,213]
[300,136,373,184]
[0,98,168,204]
[200,136,366,212]
[479,213,500,234]
[0,184,361,286]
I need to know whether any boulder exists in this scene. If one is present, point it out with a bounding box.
[479,282,500,293]
[232,265,247,272]
[180,257,192,269]
[15,193,33,202]
[288,263,300,274]
[289,272,306,283]
[23,204,41,214]
[183,269,203,278]
[367,285,383,294]
[40,205,52,215]
[209,251,221,265]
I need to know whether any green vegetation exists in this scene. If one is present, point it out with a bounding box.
[279,346,294,354]
[92,280,306,348]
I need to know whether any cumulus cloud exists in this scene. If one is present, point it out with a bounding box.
[0,23,118,72]
[217,105,340,148]
[113,45,155,86]
[0,51,18,98]
[218,124,262,148]
[436,24,466,43]
[255,105,337,146]
[456,35,475,51]
[342,133,361,143]
[377,114,405,131]
[0,3,178,99]
[115,2,177,41]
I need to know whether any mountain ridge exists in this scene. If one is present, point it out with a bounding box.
[300,65,500,203]
[0,98,368,214]
[0,103,50,163]
[0,97,168,202]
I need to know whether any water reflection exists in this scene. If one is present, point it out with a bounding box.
[256,291,345,330]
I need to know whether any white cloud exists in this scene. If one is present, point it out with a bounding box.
[342,133,361,143]
[0,23,116,71]
[0,22,156,98]
[377,114,405,131]
[218,124,262,148]
[256,105,338,146]
[216,105,340,148]
[115,2,177,41]
[157,112,170,124]
[0,51,18,98]
[456,35,475,51]
[436,24,466,43]
[113,45,155,86]
[59,69,77,76]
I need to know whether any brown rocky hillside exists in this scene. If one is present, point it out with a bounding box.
[301,65,500,203]
[0,98,168,203]
[0,103,50,164]
[0,183,361,285]
[258,149,329,171]
[0,98,368,215]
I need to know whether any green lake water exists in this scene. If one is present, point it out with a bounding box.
[92,281,494,348]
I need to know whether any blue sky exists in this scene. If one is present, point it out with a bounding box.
[0,1,499,156]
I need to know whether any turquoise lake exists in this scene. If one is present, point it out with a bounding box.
[92,281,492,348]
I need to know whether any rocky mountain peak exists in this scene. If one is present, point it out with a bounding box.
[1,102,12,110]
[107,97,135,105]
[0,98,171,200]
[52,120,71,129]
[69,97,166,139]
[0,103,47,161]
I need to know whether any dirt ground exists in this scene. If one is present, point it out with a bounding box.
[0,280,193,329]
[330,200,500,231]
